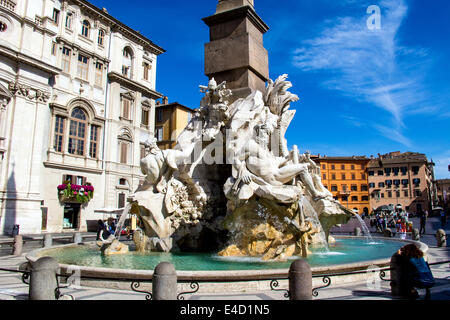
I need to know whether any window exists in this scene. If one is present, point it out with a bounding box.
[68,108,87,156]
[140,144,147,159]
[381,193,385,198]
[378,182,385,188]
[0,22,7,32]
[52,9,60,24]
[156,127,163,141]
[322,164,326,170]
[394,179,401,187]
[331,174,336,180]
[396,191,400,198]
[412,166,419,175]
[385,180,392,187]
[341,164,345,170]
[331,185,338,192]
[65,12,73,29]
[156,109,163,122]
[341,196,348,202]
[369,183,375,188]
[89,125,99,158]
[81,20,90,38]
[143,62,151,81]
[413,178,421,186]
[368,171,375,176]
[331,165,335,170]
[362,196,369,201]
[119,178,127,186]
[402,179,409,186]
[122,47,133,78]
[361,173,366,180]
[53,116,65,152]
[385,168,391,176]
[342,185,348,193]
[404,190,408,197]
[322,174,326,180]
[120,142,128,164]
[393,167,399,176]
[351,165,355,170]
[95,62,103,86]
[378,170,384,176]
[387,191,392,198]
[361,185,368,191]
[351,173,356,180]
[77,54,89,81]
[351,185,358,191]
[341,174,346,180]
[414,189,422,197]
[62,47,71,73]
[141,108,149,126]
[351,196,358,202]
[51,42,57,56]
[400,167,408,175]
[118,193,126,208]
[121,98,131,120]
[98,29,105,46]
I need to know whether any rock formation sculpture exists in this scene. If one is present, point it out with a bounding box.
[125,75,353,260]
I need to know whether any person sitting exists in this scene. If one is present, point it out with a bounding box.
[397,244,435,300]
[96,219,104,241]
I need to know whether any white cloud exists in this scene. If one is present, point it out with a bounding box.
[292,0,433,146]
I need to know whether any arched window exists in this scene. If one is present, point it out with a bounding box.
[81,20,90,38]
[122,47,133,78]
[68,108,87,156]
[98,29,105,46]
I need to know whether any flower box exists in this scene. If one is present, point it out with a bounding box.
[58,183,94,204]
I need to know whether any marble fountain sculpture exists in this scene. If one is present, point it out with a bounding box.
[107,75,354,260]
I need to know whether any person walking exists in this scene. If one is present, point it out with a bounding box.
[419,210,427,235]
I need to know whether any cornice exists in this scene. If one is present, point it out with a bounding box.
[68,0,165,56]
[202,5,269,34]
[108,72,163,100]
[0,44,61,75]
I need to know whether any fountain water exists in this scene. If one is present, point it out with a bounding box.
[114,203,131,239]
[354,214,374,242]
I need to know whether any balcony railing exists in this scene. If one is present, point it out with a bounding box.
[0,0,16,12]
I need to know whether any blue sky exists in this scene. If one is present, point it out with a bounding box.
[90,0,450,178]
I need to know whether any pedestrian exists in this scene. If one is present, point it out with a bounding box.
[419,210,427,235]
[399,217,407,240]
[397,244,435,300]
[96,219,104,241]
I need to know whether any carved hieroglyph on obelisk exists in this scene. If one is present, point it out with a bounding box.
[203,0,269,102]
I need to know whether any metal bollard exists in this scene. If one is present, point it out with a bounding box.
[12,235,23,256]
[29,257,59,300]
[43,234,53,248]
[73,233,83,244]
[436,229,447,247]
[152,262,177,300]
[354,227,362,237]
[289,259,312,300]
[411,228,420,241]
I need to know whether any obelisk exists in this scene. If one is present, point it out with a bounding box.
[203,0,269,101]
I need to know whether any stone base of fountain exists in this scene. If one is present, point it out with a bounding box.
[98,239,129,256]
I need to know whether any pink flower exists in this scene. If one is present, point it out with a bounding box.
[73,191,77,195]
[85,192,88,196]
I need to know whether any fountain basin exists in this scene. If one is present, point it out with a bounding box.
[25,236,428,294]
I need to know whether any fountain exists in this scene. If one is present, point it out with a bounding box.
[23,1,430,293]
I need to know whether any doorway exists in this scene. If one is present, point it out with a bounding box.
[63,203,80,229]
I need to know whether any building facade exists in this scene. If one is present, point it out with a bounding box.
[313,156,371,215]
[367,152,436,214]
[155,99,193,150]
[436,179,450,213]
[0,0,164,234]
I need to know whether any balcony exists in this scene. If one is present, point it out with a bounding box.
[0,0,16,12]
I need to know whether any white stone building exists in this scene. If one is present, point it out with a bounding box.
[0,0,165,234]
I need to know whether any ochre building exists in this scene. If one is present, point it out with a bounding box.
[313,156,371,215]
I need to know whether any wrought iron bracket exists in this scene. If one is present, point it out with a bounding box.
[312,276,331,297]
[131,281,152,300]
[270,279,290,299]
[177,281,200,300]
